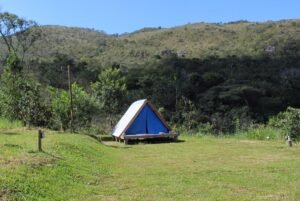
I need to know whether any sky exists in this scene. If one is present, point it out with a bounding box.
[0,0,299,34]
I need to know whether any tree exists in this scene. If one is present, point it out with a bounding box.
[0,52,50,126]
[18,80,51,127]
[91,67,126,127]
[0,12,41,61]
[0,56,24,120]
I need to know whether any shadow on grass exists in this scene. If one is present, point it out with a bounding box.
[103,144,132,149]
[0,132,20,136]
[85,134,132,149]
[43,151,64,160]
[3,144,22,148]
[105,138,185,146]
[28,150,64,160]
[86,134,102,142]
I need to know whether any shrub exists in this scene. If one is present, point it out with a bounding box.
[49,83,100,132]
[268,107,300,140]
[0,59,51,127]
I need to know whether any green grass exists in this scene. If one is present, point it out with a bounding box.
[1,129,300,201]
[0,118,22,129]
[234,126,284,141]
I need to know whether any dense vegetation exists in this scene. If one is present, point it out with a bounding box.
[0,12,300,135]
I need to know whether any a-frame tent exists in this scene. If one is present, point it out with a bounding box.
[112,99,179,143]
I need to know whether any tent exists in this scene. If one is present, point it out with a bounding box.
[112,99,179,143]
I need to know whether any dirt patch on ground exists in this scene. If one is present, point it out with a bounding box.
[258,192,289,201]
[0,190,10,201]
[101,196,119,201]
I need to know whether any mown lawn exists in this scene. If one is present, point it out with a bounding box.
[0,128,300,201]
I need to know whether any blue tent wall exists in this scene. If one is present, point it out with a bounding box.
[146,106,169,134]
[126,104,169,135]
[126,106,147,134]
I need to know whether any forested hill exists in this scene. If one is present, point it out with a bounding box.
[1,19,300,133]
[26,20,300,68]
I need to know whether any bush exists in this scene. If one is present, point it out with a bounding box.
[268,107,300,140]
[0,64,51,127]
[49,83,100,132]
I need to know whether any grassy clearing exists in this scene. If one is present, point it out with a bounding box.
[0,129,300,201]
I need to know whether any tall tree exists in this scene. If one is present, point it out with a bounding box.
[91,67,126,127]
[0,12,41,61]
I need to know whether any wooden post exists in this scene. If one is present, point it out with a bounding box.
[67,65,74,133]
[38,129,43,151]
[287,135,293,147]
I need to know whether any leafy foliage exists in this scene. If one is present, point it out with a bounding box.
[0,52,50,126]
[92,67,126,127]
[268,107,300,140]
[50,83,100,132]
[0,12,41,60]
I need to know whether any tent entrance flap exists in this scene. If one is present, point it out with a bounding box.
[126,104,169,135]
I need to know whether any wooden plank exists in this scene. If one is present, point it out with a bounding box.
[124,133,179,140]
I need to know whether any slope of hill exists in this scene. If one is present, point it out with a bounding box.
[24,20,300,67]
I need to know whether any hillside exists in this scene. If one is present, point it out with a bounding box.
[22,20,300,68]
[2,20,298,65]
[1,127,300,200]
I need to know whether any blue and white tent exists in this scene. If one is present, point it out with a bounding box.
[112,99,172,138]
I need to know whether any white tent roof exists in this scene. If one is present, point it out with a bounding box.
[112,99,147,137]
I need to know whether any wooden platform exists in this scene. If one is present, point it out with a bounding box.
[120,133,179,144]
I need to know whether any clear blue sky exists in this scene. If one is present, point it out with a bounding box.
[0,0,299,34]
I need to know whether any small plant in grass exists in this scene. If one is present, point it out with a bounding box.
[244,125,282,140]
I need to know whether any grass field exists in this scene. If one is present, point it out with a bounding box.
[1,128,300,201]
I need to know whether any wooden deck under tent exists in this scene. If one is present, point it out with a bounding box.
[115,132,179,144]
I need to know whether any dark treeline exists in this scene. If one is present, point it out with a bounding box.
[27,52,300,134]
[0,12,300,136]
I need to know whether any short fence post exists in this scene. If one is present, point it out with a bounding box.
[287,135,293,147]
[38,129,43,151]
